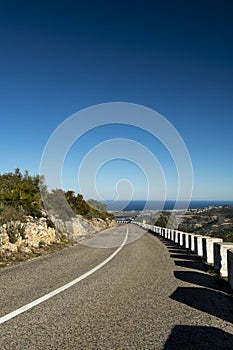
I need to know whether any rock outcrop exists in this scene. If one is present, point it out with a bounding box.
[0,217,59,260]
[0,214,116,263]
[52,215,116,240]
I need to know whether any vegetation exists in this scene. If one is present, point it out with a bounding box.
[0,168,114,267]
[0,168,114,224]
[66,192,114,221]
[155,214,169,228]
[178,206,233,242]
[136,205,233,242]
[87,199,108,213]
[0,168,44,223]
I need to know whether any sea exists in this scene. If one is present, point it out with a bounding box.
[103,200,233,212]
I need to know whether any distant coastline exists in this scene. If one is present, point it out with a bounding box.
[103,200,233,212]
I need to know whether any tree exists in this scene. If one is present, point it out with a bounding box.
[155,214,169,228]
[0,169,44,221]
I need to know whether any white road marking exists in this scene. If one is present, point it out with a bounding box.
[0,226,129,325]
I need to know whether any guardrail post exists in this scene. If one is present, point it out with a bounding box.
[174,230,179,244]
[202,237,223,264]
[185,233,190,249]
[189,234,196,252]
[179,232,184,246]
[140,222,233,292]
[214,242,233,277]
[167,229,171,240]
[170,230,175,241]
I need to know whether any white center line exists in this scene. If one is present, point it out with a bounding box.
[0,226,129,325]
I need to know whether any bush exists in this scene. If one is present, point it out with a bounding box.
[155,214,169,228]
[0,169,44,220]
[0,169,114,226]
[39,240,46,248]
[7,224,19,244]
[0,206,24,225]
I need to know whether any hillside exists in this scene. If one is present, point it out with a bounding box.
[0,169,114,223]
[178,205,233,241]
[0,169,115,266]
[135,205,233,242]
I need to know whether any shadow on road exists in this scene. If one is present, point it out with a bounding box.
[150,231,233,324]
[169,249,187,254]
[169,247,209,271]
[174,270,232,293]
[163,325,233,349]
[162,237,209,272]
[164,243,176,248]
[170,253,195,260]
[170,287,233,323]
[174,259,209,272]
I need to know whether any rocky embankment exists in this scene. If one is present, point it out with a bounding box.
[53,214,116,240]
[0,215,116,266]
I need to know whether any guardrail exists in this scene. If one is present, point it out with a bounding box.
[134,222,233,290]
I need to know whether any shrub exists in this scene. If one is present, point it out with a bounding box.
[155,214,169,228]
[7,224,18,244]
[39,240,46,248]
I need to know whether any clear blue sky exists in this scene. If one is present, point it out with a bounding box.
[0,1,232,200]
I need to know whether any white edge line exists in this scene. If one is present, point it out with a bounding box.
[0,226,129,325]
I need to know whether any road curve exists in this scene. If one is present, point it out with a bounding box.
[0,224,233,349]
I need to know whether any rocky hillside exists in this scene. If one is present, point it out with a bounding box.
[0,213,115,266]
[0,215,60,265]
[178,205,233,241]
[0,169,116,266]
[135,205,233,242]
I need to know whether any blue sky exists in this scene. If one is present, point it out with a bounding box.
[0,1,232,201]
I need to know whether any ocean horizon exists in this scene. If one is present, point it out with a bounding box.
[103,200,233,212]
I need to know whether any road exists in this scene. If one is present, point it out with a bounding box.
[0,224,233,349]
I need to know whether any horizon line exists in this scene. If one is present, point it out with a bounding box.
[99,199,233,202]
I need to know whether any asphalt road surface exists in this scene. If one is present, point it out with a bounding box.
[0,224,233,349]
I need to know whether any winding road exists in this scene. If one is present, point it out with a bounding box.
[0,224,233,349]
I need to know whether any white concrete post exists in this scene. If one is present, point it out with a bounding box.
[174,230,179,244]
[170,230,175,241]
[190,234,196,252]
[214,242,233,277]
[202,237,223,264]
[176,231,181,245]
[185,234,191,249]
[179,232,184,246]
[196,235,204,257]
[167,229,171,240]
